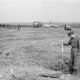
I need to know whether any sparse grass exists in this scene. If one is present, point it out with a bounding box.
[0,27,79,67]
[0,27,80,80]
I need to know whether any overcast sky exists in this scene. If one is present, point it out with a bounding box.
[0,0,80,22]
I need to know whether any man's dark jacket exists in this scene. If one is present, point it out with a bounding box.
[63,36,80,69]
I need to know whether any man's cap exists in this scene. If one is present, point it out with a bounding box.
[67,31,74,36]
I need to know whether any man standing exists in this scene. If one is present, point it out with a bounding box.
[63,31,80,74]
[18,25,20,30]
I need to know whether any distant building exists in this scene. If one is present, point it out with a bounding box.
[54,25,58,28]
[50,24,54,27]
[50,24,58,28]
[43,24,50,28]
[33,22,42,28]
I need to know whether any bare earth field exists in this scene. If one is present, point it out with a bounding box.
[0,27,80,80]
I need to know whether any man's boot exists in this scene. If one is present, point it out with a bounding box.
[72,69,77,75]
[69,68,74,74]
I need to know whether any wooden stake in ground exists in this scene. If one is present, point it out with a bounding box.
[62,40,64,69]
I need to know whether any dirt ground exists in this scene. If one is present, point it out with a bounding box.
[0,27,80,80]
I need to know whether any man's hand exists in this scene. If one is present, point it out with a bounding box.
[62,40,64,44]
[77,53,80,56]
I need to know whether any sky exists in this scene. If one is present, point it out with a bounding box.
[0,0,80,22]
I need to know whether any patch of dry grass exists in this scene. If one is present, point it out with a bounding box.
[0,27,80,69]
